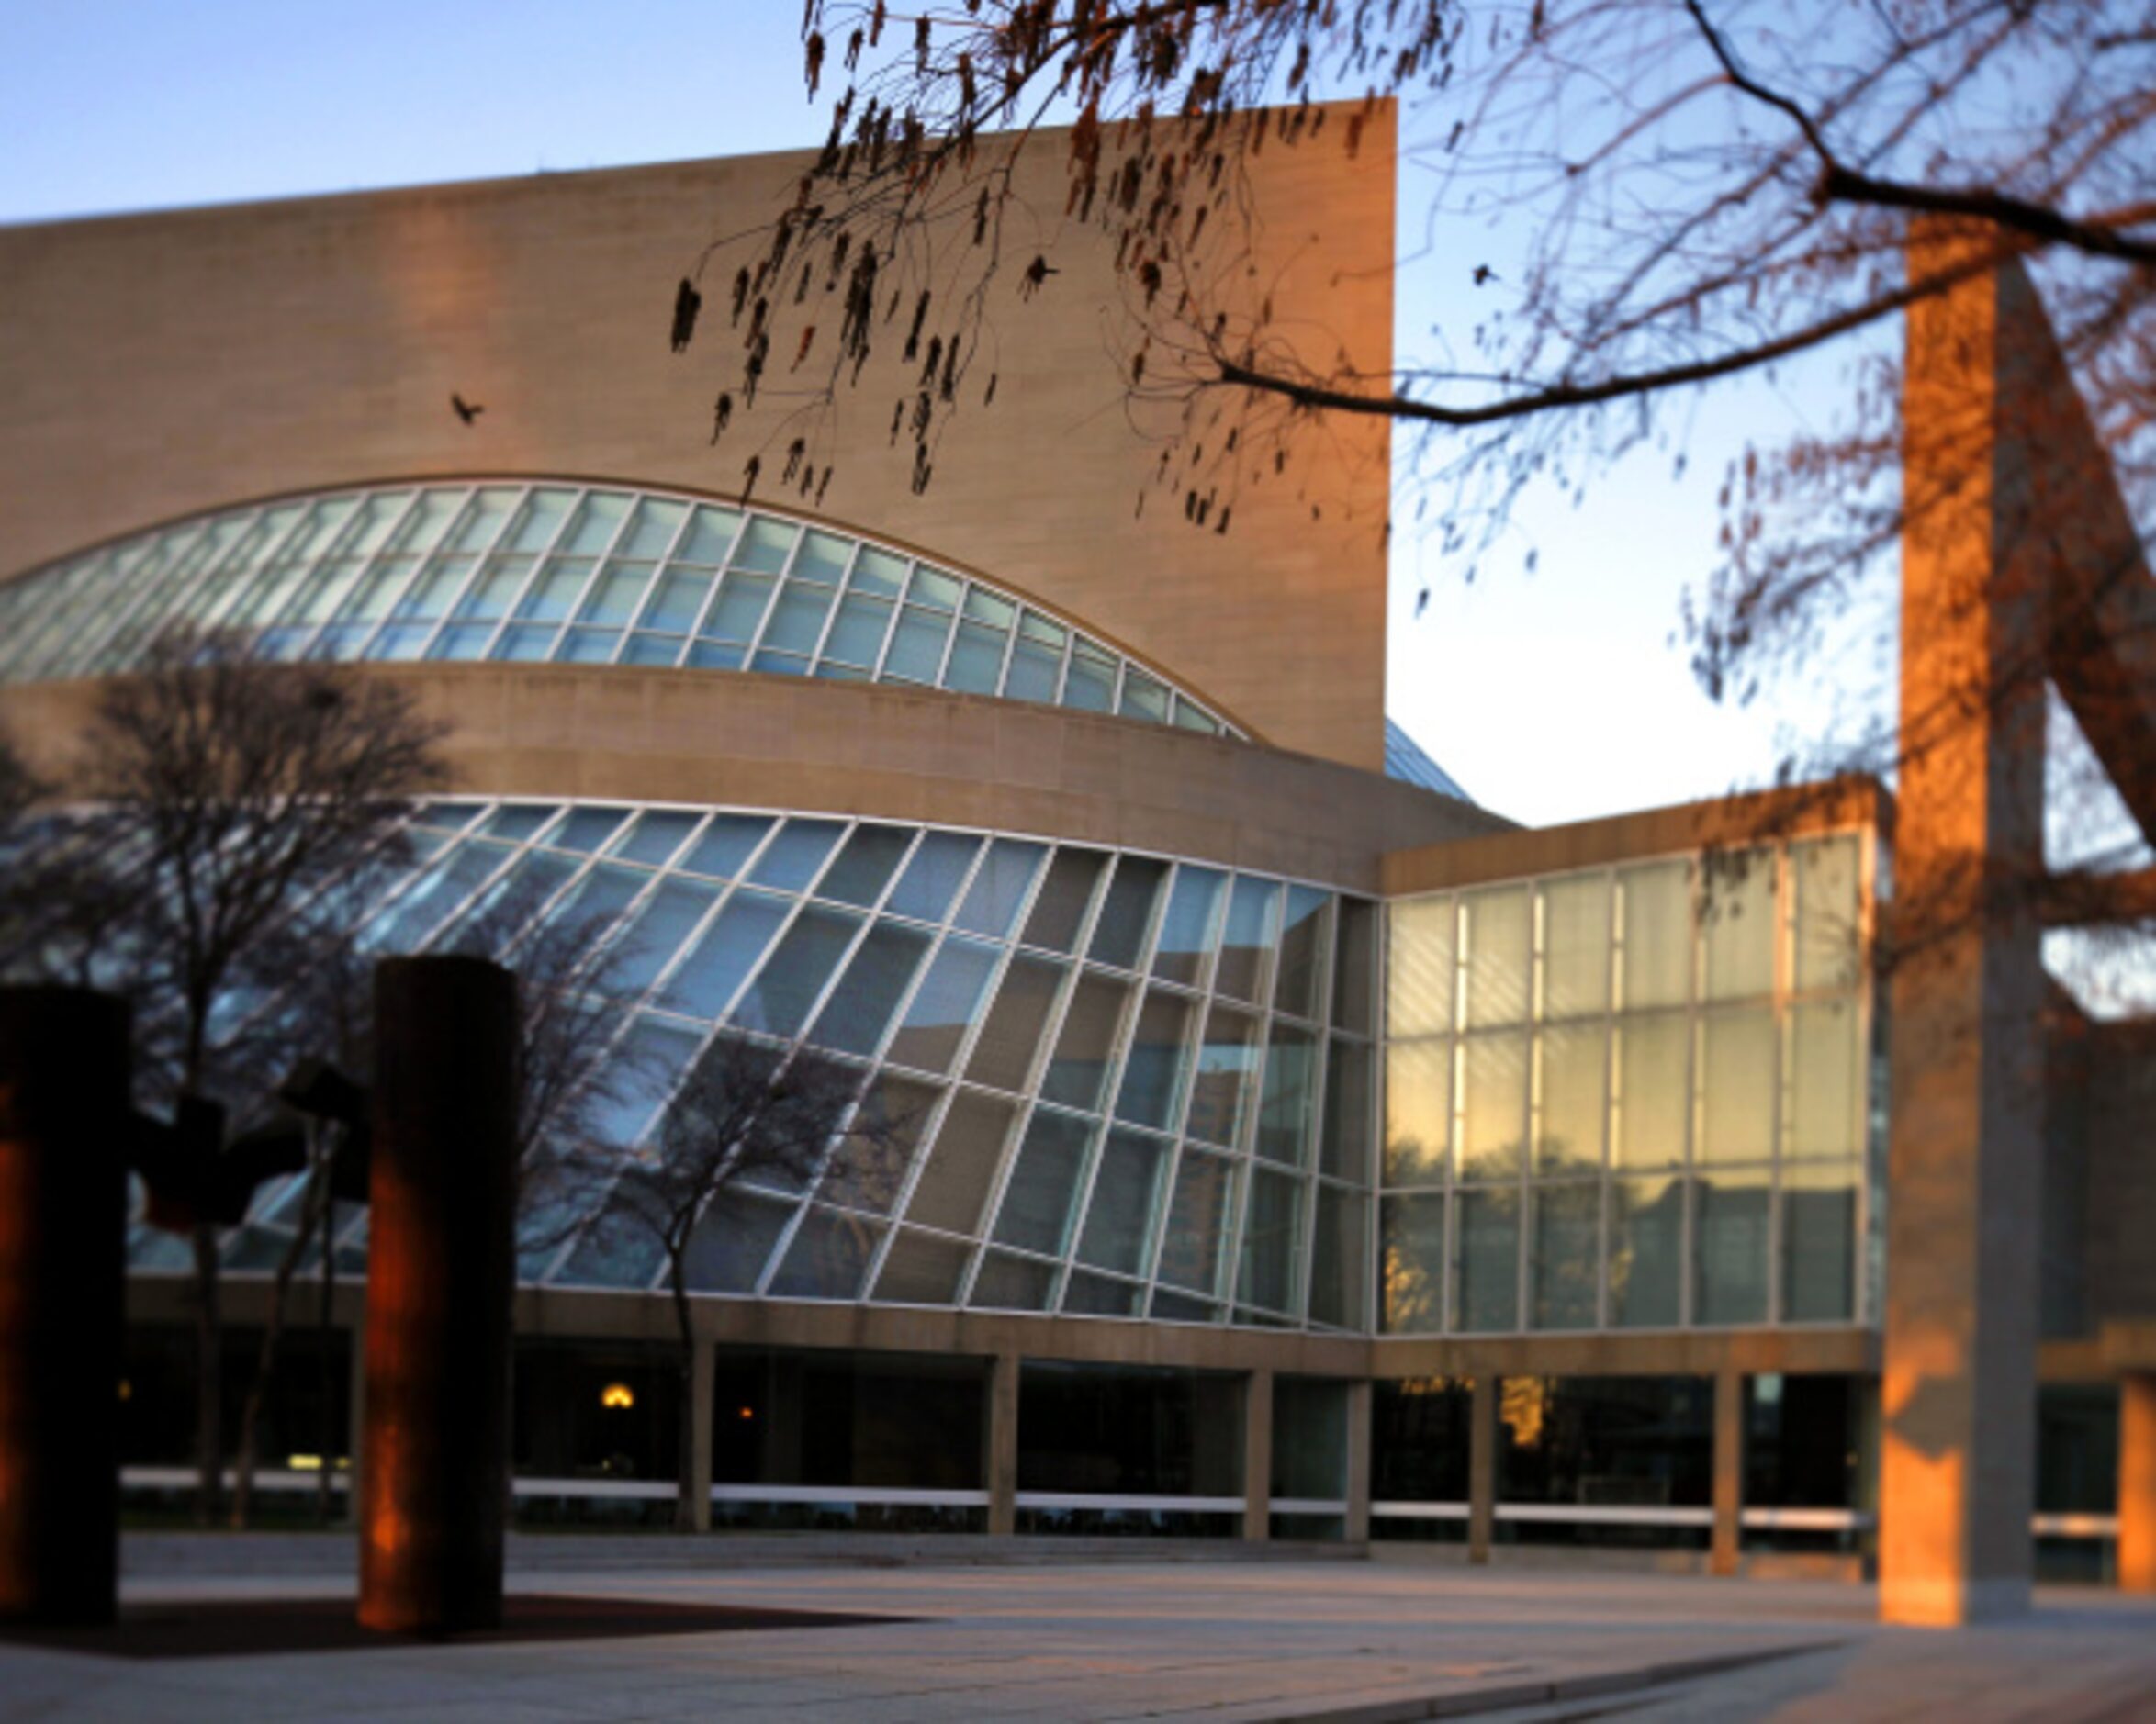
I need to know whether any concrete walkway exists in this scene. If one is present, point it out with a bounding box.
[0,1546,2150,1721]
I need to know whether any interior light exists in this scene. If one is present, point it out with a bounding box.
[737,1405,755,1420]
[601,1383,636,1410]
[286,1453,324,1472]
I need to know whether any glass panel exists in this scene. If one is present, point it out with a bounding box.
[809,921,931,1057]
[1380,1192,1446,1332]
[887,936,998,1073]
[904,565,961,611]
[1308,1186,1368,1329]
[1384,1039,1451,1187]
[945,620,1008,693]
[681,1190,791,1293]
[1454,1187,1521,1332]
[1086,855,1167,971]
[873,1229,971,1304]
[1156,1148,1237,1296]
[621,632,684,666]
[971,1251,1054,1312]
[1118,667,1169,722]
[703,570,774,642]
[993,1108,1093,1256]
[733,904,862,1039]
[1020,848,1106,954]
[685,640,744,670]
[1794,834,1863,991]
[1273,886,1331,1020]
[822,591,893,666]
[825,1070,937,1215]
[549,807,629,854]
[1781,1161,1858,1322]
[1457,1032,1527,1181]
[965,954,1065,1092]
[1703,849,1776,1001]
[761,580,836,654]
[1389,897,1455,1036]
[557,626,620,663]
[1533,1183,1600,1329]
[905,1089,1016,1234]
[730,517,799,574]
[611,810,702,867]
[1004,611,1066,701]
[1215,877,1279,1004]
[484,802,557,841]
[1040,970,1129,1113]
[1700,1009,1775,1164]
[1465,887,1530,1027]
[1062,1272,1143,1317]
[511,559,587,623]
[1237,1167,1303,1314]
[1789,1000,1861,1159]
[576,563,649,625]
[607,879,718,994]
[590,1017,703,1147]
[1172,699,1221,736]
[1622,861,1692,1010]
[882,607,953,681]
[849,546,908,597]
[747,818,844,891]
[640,569,713,633]
[768,1208,881,1301]
[1536,1024,1607,1174]
[1254,1023,1319,1168]
[559,492,629,556]
[1694,1168,1769,1324]
[1076,1128,1169,1277]
[1610,1174,1683,1327]
[817,823,914,908]
[618,497,686,559]
[1331,898,1377,1034]
[673,506,738,566]
[750,646,811,677]
[1063,640,1117,711]
[1185,1004,1261,1150]
[1151,865,1226,986]
[1542,875,1611,1019]
[951,838,1044,938]
[1615,1015,1688,1168]
[679,813,774,880]
[1115,990,1196,1131]
[657,889,789,1019]
[1319,1037,1373,1182]
[886,830,981,924]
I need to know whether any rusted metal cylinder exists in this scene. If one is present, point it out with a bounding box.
[0,987,130,1626]
[357,957,516,1635]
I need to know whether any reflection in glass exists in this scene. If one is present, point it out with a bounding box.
[1385,1039,1451,1188]
[1186,1004,1261,1149]
[1535,1024,1606,1174]
[1116,991,1196,1131]
[1532,1182,1600,1329]
[994,1109,1093,1257]
[1542,875,1610,1019]
[1454,1187,1520,1332]
[1076,1129,1170,1278]
[1610,1175,1682,1327]
[1458,1033,1527,1181]
[1151,865,1225,986]
[1693,1168,1769,1324]
[1254,1023,1319,1167]
[1615,1015,1688,1168]
[1621,862,1691,1010]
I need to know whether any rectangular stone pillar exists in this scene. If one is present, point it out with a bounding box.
[1343,1379,1373,1543]
[1467,1376,1498,1563]
[2121,1374,2156,1594]
[1712,1368,1745,1577]
[1241,1369,1275,1542]
[986,1350,1019,1537]
[1881,218,2049,1628]
[688,1335,715,1534]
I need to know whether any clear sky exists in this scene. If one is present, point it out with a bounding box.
[0,1,1870,830]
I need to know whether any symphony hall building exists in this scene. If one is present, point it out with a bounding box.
[0,107,2148,1592]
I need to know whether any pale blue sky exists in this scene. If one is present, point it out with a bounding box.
[0,2,1866,828]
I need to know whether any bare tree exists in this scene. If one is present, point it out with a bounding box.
[16,628,446,1525]
[556,1036,914,1531]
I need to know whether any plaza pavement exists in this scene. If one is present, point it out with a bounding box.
[0,1539,2150,1721]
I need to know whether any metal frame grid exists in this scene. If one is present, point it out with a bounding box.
[177,796,1379,1335]
[1375,826,1878,1338]
[0,481,1246,739]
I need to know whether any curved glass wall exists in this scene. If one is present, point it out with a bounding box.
[0,484,1243,737]
[1380,833,1876,1336]
[163,799,1374,1331]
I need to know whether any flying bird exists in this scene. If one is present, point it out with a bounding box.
[1472,263,1499,286]
[1415,588,1431,619]
[451,392,485,426]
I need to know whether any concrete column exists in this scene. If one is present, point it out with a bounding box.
[0,988,129,1627]
[1881,220,2049,1628]
[688,1333,716,1534]
[1241,1368,1275,1542]
[1711,1368,1745,1577]
[1467,1375,1498,1563]
[986,1349,1019,1537]
[1343,1379,1373,1543]
[358,957,517,1636]
[2120,1374,2156,1595]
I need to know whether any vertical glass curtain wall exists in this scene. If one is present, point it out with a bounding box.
[180,798,1378,1334]
[0,482,1241,738]
[1380,832,1873,1336]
